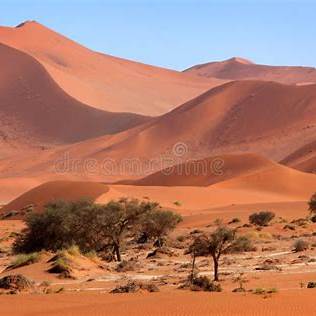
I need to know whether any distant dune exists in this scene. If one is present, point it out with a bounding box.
[1,181,109,216]
[47,80,316,165]
[0,21,315,206]
[0,43,149,152]
[185,57,316,85]
[281,140,316,173]
[126,153,275,186]
[1,79,315,184]
[0,21,225,115]
[4,154,316,218]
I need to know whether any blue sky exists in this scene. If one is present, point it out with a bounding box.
[1,0,316,70]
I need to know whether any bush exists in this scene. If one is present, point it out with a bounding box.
[229,218,241,225]
[228,236,256,253]
[139,210,182,247]
[308,193,316,214]
[190,276,222,292]
[47,251,74,278]
[0,274,34,291]
[249,211,275,226]
[8,252,40,270]
[110,281,159,293]
[253,287,277,295]
[115,259,138,272]
[13,198,162,262]
[307,281,316,288]
[293,239,309,252]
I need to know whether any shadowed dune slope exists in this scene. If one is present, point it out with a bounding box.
[1,181,109,216]
[281,140,316,173]
[214,161,316,200]
[125,153,275,186]
[57,80,316,164]
[0,43,149,149]
[185,57,316,85]
[0,21,225,115]
[4,80,316,180]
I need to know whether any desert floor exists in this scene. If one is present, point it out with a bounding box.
[1,290,316,316]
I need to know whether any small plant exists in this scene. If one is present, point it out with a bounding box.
[8,252,40,270]
[232,273,248,292]
[84,250,98,260]
[283,224,295,231]
[253,287,277,295]
[307,281,316,288]
[189,275,222,292]
[47,252,73,278]
[249,211,275,226]
[229,218,241,225]
[176,235,185,242]
[228,236,256,253]
[55,287,65,293]
[253,287,265,294]
[308,193,316,214]
[66,245,81,256]
[173,201,182,206]
[293,239,309,252]
[110,281,159,293]
[0,274,34,291]
[115,259,138,272]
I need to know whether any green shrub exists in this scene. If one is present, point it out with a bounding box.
[308,193,316,214]
[229,218,241,225]
[307,281,316,288]
[8,252,40,270]
[293,239,309,252]
[249,211,275,226]
[13,198,163,262]
[228,236,256,253]
[190,275,222,292]
[139,209,182,247]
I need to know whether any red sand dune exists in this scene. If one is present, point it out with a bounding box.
[1,79,315,183]
[48,80,316,165]
[126,153,275,186]
[4,154,316,218]
[0,21,225,115]
[281,140,316,174]
[1,180,109,217]
[0,43,149,151]
[185,57,316,85]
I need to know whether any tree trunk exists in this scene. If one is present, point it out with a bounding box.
[114,243,121,261]
[190,252,196,284]
[213,256,219,281]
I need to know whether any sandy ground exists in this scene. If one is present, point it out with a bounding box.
[0,290,316,316]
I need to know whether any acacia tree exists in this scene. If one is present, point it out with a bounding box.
[188,234,209,283]
[209,226,236,281]
[308,193,316,214]
[189,226,236,282]
[88,198,159,261]
[14,198,159,261]
[140,209,182,247]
